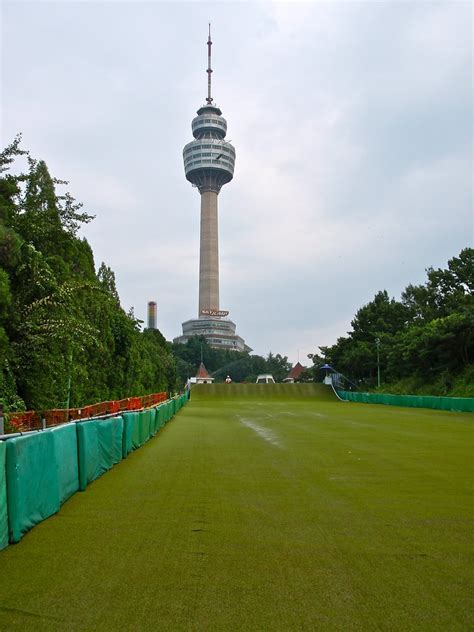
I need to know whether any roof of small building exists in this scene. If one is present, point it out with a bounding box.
[196,362,211,379]
[287,362,306,380]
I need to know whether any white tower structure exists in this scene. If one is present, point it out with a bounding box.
[174,26,250,352]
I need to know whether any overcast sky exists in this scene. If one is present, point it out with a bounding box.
[1,1,472,364]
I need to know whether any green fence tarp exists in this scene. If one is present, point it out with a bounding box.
[122,412,137,457]
[6,431,61,543]
[77,416,123,491]
[337,391,474,412]
[149,408,158,435]
[154,396,185,429]
[111,416,124,464]
[0,443,8,551]
[131,411,142,450]
[123,410,159,455]
[51,424,79,505]
[153,407,159,433]
[147,408,156,437]
[139,409,152,445]
[155,405,164,429]
[158,405,163,429]
[77,422,99,491]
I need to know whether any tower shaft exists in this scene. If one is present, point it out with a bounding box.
[199,190,219,313]
[147,301,157,329]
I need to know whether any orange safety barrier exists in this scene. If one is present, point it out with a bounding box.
[44,410,69,426]
[117,398,133,411]
[127,397,142,411]
[4,391,168,433]
[5,411,41,433]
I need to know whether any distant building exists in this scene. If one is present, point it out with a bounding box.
[147,301,157,329]
[175,317,249,352]
[283,362,306,383]
[195,362,214,384]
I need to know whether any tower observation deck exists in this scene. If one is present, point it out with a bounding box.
[174,26,251,354]
[183,105,235,195]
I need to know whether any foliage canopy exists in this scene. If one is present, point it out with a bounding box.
[310,249,473,396]
[0,137,177,412]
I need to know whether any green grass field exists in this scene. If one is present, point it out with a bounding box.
[0,384,472,631]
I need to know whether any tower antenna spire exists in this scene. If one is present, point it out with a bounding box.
[206,23,213,104]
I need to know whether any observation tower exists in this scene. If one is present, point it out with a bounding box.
[174,26,250,353]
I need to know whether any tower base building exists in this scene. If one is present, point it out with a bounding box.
[174,316,251,353]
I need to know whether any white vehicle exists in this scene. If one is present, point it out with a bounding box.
[256,374,275,384]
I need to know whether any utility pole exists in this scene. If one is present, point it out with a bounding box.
[65,349,73,420]
[375,338,381,388]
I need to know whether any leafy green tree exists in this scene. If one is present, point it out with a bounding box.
[351,290,410,341]
[312,250,473,393]
[97,262,120,303]
[0,137,177,412]
[402,248,473,321]
[265,352,292,382]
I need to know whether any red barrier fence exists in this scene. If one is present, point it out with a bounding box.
[4,391,168,433]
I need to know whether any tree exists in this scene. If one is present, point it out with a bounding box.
[314,249,473,393]
[97,262,120,303]
[351,290,409,342]
[0,137,178,411]
[265,352,292,382]
[402,248,473,321]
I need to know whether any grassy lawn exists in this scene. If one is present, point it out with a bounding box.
[0,384,472,631]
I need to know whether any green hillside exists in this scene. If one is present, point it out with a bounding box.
[0,391,471,630]
[191,382,337,401]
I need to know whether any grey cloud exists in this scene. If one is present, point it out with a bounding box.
[2,1,471,364]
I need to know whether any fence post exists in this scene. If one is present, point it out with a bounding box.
[0,405,4,435]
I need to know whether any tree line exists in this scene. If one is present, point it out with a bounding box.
[0,137,294,412]
[4,137,468,408]
[306,249,473,396]
[171,337,292,384]
[0,137,177,413]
